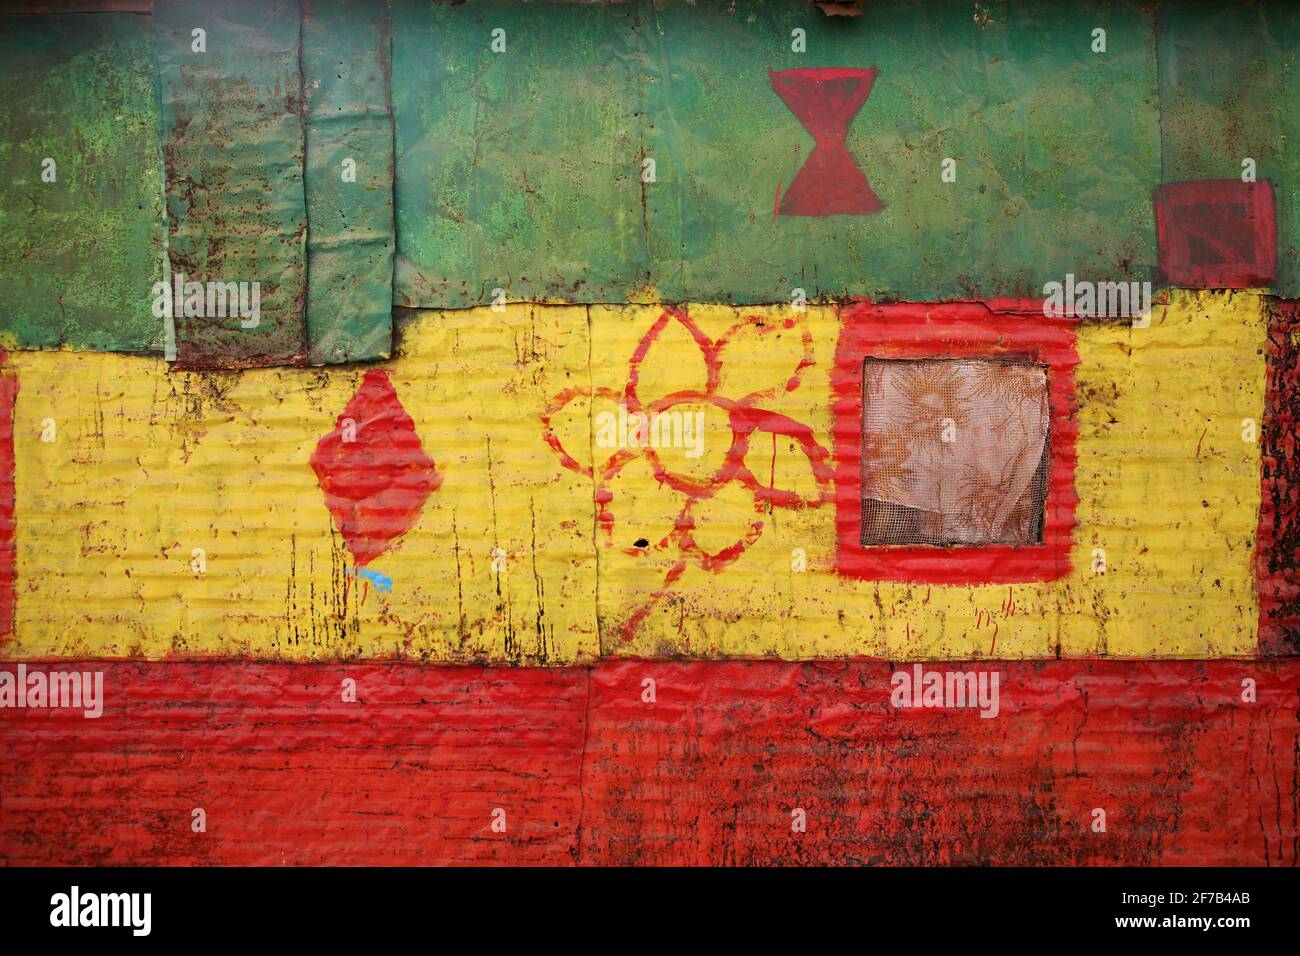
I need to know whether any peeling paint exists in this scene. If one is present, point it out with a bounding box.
[153,0,307,368]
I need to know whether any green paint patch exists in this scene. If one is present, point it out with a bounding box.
[392,0,1160,306]
[392,0,645,308]
[303,0,395,365]
[0,14,164,352]
[3,0,1296,359]
[154,0,307,368]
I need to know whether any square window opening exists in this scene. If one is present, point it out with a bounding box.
[859,357,1051,548]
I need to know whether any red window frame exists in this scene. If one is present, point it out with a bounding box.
[832,300,1078,584]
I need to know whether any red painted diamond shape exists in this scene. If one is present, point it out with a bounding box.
[310,370,442,567]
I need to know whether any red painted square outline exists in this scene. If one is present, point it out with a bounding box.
[833,301,1078,584]
[1153,179,1276,288]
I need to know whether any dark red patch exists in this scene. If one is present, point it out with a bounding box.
[1153,179,1276,288]
[1257,299,1300,655]
[310,370,441,567]
[770,66,883,217]
[832,300,1078,584]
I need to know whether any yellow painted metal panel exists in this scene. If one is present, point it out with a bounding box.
[587,292,1265,660]
[10,306,598,662]
[5,291,1265,662]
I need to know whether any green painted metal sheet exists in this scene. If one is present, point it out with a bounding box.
[391,0,1161,307]
[4,0,1298,358]
[0,13,164,352]
[642,0,1160,302]
[303,0,395,365]
[153,0,307,367]
[392,0,645,307]
[1157,0,1300,296]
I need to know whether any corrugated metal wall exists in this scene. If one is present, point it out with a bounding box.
[0,0,1297,866]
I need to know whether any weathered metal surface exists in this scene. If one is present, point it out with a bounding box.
[579,660,1300,866]
[584,291,1264,659]
[1156,0,1300,297]
[0,13,164,351]
[0,1,1297,873]
[0,661,589,865]
[303,0,395,364]
[153,0,307,368]
[2,1,1298,355]
[1259,299,1299,656]
[7,305,597,663]
[392,0,1160,307]
[391,0,643,307]
[0,353,14,642]
[1,290,1268,662]
[0,658,1296,865]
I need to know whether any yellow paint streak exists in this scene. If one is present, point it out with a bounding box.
[4,291,1266,661]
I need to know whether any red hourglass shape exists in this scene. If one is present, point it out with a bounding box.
[769,66,883,217]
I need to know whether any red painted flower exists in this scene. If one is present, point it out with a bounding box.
[541,308,834,639]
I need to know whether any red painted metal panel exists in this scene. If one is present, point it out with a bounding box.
[2,659,1296,866]
[581,660,1300,866]
[0,662,587,865]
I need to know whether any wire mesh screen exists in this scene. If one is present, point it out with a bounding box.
[860,357,1051,547]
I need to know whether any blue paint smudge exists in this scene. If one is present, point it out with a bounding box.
[348,567,393,591]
